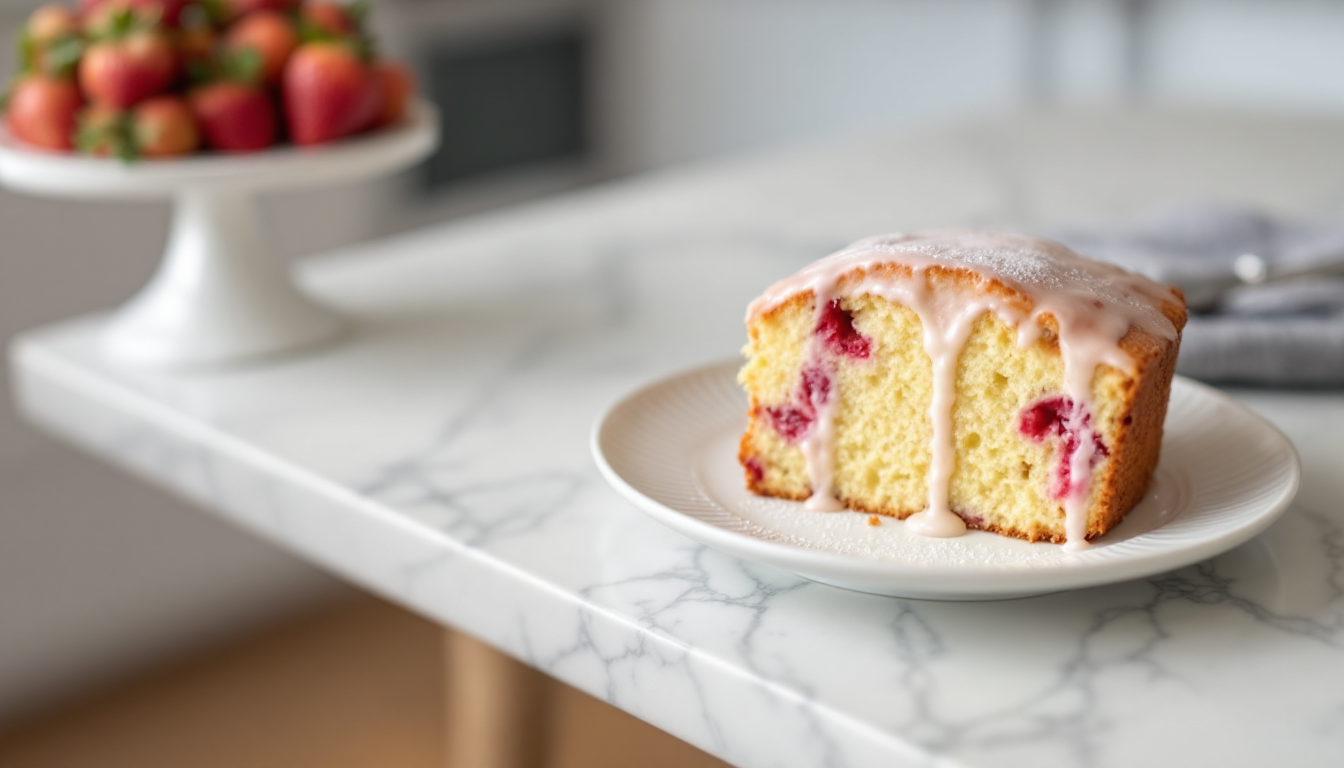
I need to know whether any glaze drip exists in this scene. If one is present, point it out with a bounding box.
[750,230,1180,547]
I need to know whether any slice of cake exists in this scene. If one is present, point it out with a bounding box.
[737,230,1187,549]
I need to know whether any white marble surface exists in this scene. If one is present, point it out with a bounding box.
[13,108,1344,768]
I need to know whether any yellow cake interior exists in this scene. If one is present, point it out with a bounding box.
[738,288,1138,543]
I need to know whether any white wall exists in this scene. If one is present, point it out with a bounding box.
[1145,0,1344,111]
[599,0,1033,170]
[597,0,1344,172]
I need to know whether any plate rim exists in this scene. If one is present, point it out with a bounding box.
[591,360,1301,599]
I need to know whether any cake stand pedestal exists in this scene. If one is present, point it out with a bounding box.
[0,102,438,369]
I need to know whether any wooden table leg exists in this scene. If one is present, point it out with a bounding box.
[443,628,553,768]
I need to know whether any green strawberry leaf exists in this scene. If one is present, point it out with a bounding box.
[76,110,138,163]
[347,0,370,29]
[17,31,35,72]
[116,138,138,163]
[297,19,339,44]
[110,8,137,39]
[186,58,216,87]
[42,36,85,78]
[221,47,262,85]
[92,7,159,42]
[350,34,375,63]
[197,0,230,27]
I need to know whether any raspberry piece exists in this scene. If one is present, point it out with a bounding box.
[744,456,765,485]
[799,361,832,407]
[765,404,814,443]
[1019,396,1110,500]
[815,300,871,359]
[1019,396,1070,441]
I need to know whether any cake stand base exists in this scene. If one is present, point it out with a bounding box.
[103,190,345,368]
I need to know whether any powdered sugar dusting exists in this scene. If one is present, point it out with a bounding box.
[749,230,1180,343]
[736,495,1062,567]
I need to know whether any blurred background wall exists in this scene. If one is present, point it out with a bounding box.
[5,0,1344,720]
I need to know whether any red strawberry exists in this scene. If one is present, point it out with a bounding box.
[173,21,215,75]
[74,102,127,157]
[132,94,198,156]
[78,98,198,160]
[4,74,83,150]
[225,10,298,86]
[27,4,82,44]
[151,0,192,27]
[20,5,84,76]
[79,21,177,108]
[369,60,413,129]
[282,41,377,145]
[190,81,275,151]
[300,1,359,37]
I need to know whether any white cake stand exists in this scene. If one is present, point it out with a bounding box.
[0,102,439,369]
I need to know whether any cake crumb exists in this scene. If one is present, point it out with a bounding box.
[867,515,881,527]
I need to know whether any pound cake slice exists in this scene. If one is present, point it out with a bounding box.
[738,230,1187,549]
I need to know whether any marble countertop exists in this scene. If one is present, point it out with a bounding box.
[14,108,1344,768]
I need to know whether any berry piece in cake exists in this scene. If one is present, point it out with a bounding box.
[744,456,765,486]
[1018,396,1109,500]
[799,361,833,407]
[815,300,871,359]
[765,403,813,443]
[763,361,835,444]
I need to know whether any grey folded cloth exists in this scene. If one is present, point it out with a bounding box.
[1055,203,1344,386]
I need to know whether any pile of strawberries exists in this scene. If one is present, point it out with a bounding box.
[2,0,414,159]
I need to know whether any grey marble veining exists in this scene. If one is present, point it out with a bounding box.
[13,108,1344,767]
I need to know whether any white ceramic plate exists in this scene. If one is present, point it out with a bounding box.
[592,361,1300,600]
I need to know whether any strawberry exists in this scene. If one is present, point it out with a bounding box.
[3,73,83,150]
[282,41,377,145]
[174,21,215,77]
[79,11,177,108]
[150,0,192,27]
[132,94,198,156]
[190,80,276,151]
[300,1,362,38]
[78,98,200,160]
[28,4,82,41]
[225,10,298,86]
[19,5,84,76]
[74,102,127,157]
[369,59,412,129]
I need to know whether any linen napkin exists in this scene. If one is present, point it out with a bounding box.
[1055,203,1344,386]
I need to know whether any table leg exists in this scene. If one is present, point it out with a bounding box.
[443,629,553,768]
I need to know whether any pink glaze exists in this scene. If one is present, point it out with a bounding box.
[749,230,1179,548]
